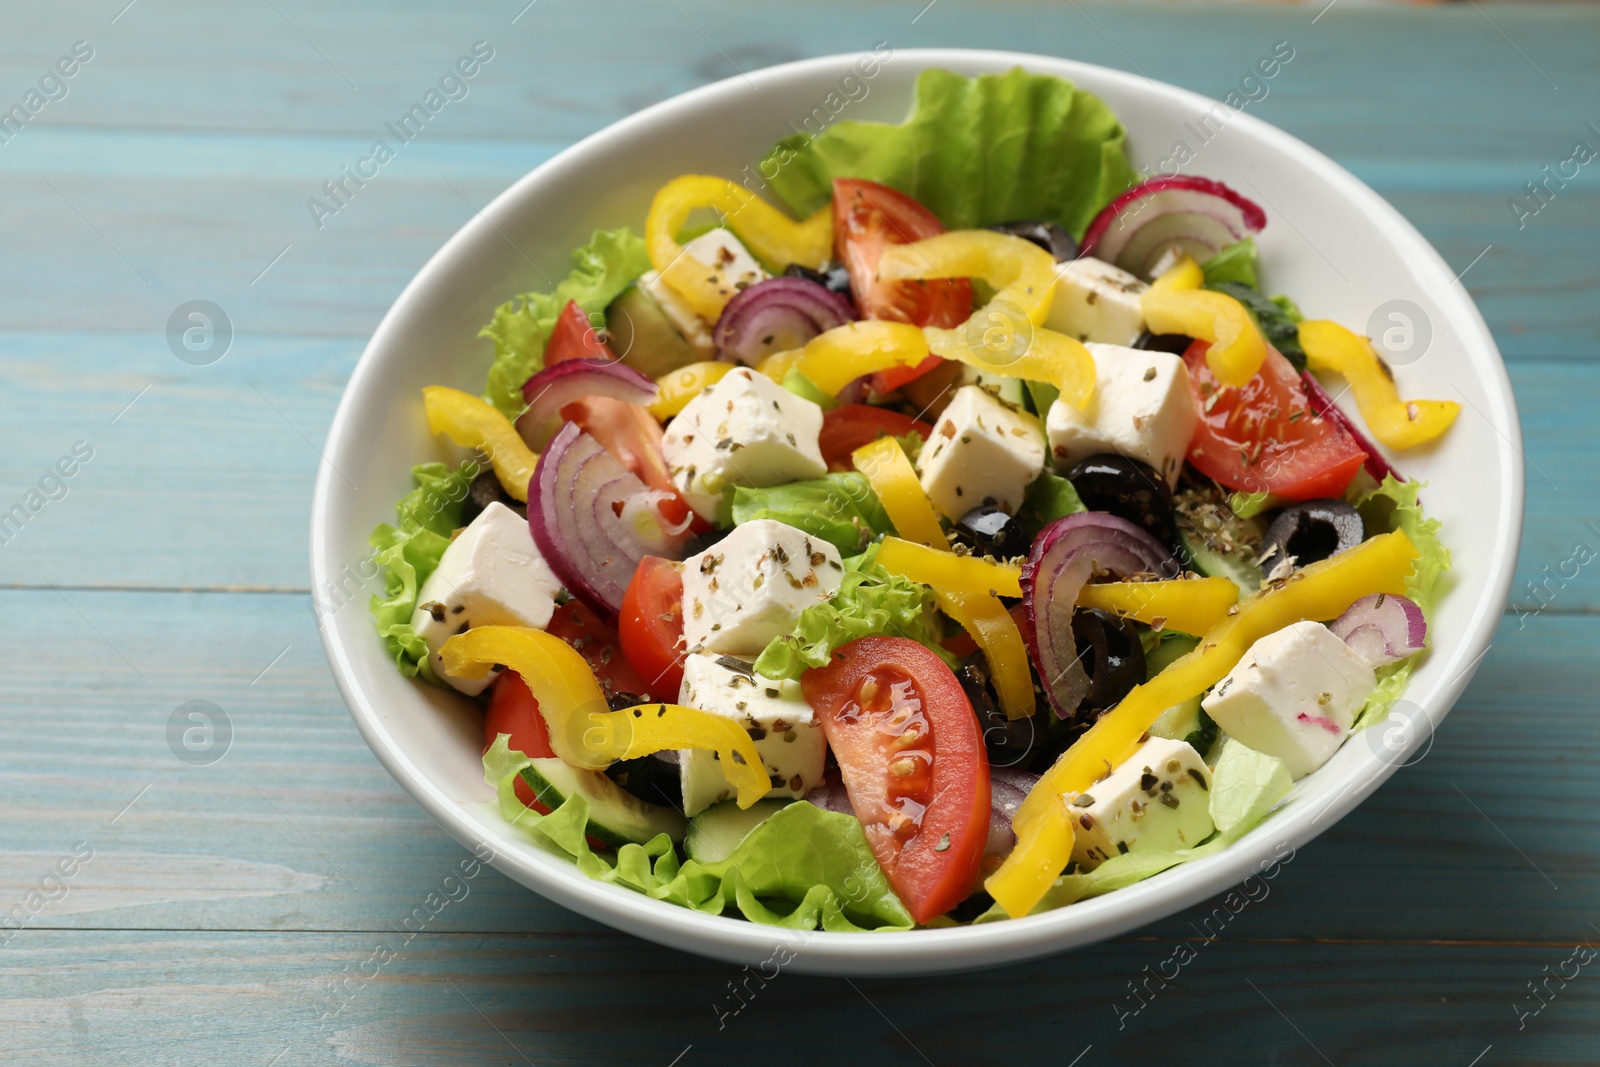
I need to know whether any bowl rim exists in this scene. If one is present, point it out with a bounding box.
[310,47,1524,975]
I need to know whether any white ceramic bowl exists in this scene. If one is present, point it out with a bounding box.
[311,49,1523,976]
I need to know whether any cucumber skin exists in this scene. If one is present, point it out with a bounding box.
[519,760,686,849]
[684,799,794,864]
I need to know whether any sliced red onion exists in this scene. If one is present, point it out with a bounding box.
[712,276,855,366]
[1329,593,1427,667]
[1022,512,1178,721]
[1300,368,1404,485]
[803,779,853,815]
[985,766,1040,860]
[1081,176,1267,280]
[529,422,688,621]
[516,358,658,452]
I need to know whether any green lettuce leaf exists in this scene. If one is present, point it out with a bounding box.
[1201,237,1260,288]
[753,556,954,680]
[977,740,1294,920]
[1352,476,1451,728]
[480,227,652,418]
[729,472,892,556]
[368,461,479,681]
[760,67,1137,238]
[482,737,913,931]
[1020,470,1086,536]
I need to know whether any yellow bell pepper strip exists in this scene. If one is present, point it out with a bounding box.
[763,320,930,394]
[1075,577,1240,637]
[648,360,732,419]
[1298,319,1461,449]
[932,589,1035,722]
[877,230,1058,327]
[1141,254,1267,388]
[850,436,949,550]
[876,232,1097,411]
[423,386,539,502]
[875,536,1023,597]
[645,175,833,322]
[986,529,1420,916]
[1148,252,1204,293]
[439,626,770,807]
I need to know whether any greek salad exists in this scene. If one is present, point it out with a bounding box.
[369,67,1455,929]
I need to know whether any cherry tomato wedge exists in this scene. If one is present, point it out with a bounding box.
[564,396,701,533]
[545,299,613,364]
[801,636,990,924]
[545,599,648,699]
[484,670,554,810]
[818,404,935,472]
[1184,340,1367,502]
[619,556,687,700]
[832,179,972,394]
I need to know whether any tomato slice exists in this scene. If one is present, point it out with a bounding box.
[832,179,972,394]
[801,636,990,924]
[546,599,647,699]
[564,396,701,534]
[483,670,555,810]
[1184,340,1368,502]
[817,404,935,472]
[545,299,613,364]
[618,557,687,700]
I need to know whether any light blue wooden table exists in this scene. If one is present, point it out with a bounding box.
[2,2,1596,1063]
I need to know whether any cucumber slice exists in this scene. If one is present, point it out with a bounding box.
[606,285,702,381]
[684,798,794,863]
[520,758,686,848]
[1180,528,1263,595]
[1145,633,1220,756]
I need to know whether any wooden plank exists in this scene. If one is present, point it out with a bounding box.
[0,129,1591,354]
[2,929,1594,1065]
[0,6,1594,351]
[2,336,1593,604]
[1,587,1596,945]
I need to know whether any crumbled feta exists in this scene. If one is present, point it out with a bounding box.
[409,502,561,696]
[662,367,827,521]
[1070,736,1215,870]
[676,652,827,816]
[679,518,843,657]
[915,384,1046,520]
[1044,256,1149,346]
[1201,621,1378,779]
[1046,342,1196,485]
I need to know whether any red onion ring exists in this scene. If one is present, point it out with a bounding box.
[529,422,688,621]
[516,358,657,452]
[1022,512,1178,720]
[712,276,855,366]
[1329,592,1427,666]
[1080,176,1267,280]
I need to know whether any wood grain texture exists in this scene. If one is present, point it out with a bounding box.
[0,590,1593,946]
[1,2,1597,1064]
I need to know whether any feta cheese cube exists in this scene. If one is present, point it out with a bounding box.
[1046,342,1196,485]
[1070,737,1215,870]
[676,652,827,816]
[662,367,827,521]
[679,518,843,657]
[1044,256,1149,346]
[915,385,1046,520]
[637,229,768,361]
[639,269,715,359]
[409,502,562,696]
[1201,621,1378,779]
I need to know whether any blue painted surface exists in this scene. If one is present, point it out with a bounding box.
[1,2,1597,1064]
